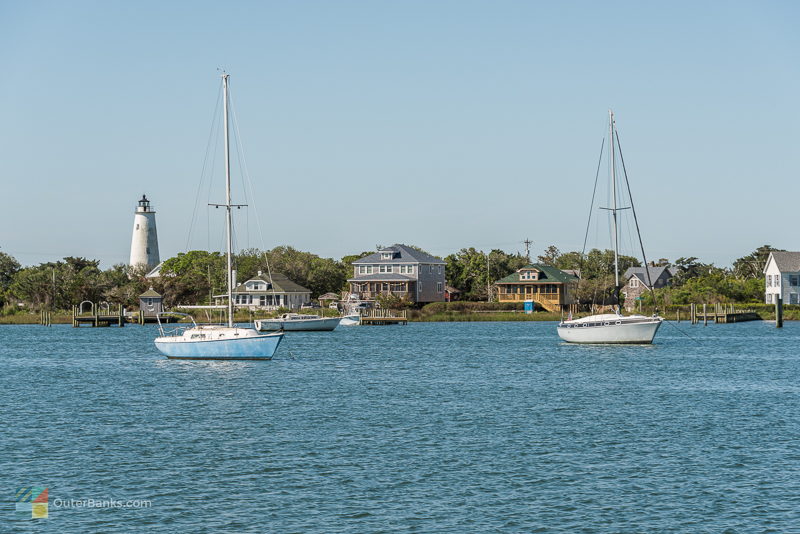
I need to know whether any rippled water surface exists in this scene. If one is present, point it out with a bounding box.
[3,321,800,532]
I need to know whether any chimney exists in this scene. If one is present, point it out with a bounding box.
[257,270,263,277]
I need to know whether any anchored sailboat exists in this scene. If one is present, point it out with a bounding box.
[557,111,663,344]
[154,73,284,359]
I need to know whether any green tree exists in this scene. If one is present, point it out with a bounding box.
[0,252,21,306]
[733,245,783,279]
[445,248,527,301]
[537,245,561,266]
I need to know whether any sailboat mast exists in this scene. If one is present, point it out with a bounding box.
[609,109,620,289]
[223,73,234,328]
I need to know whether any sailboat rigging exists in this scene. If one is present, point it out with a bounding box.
[154,73,284,359]
[557,110,663,344]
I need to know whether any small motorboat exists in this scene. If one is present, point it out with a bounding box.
[254,313,341,332]
[339,314,361,326]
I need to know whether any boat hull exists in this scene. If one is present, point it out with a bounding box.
[339,314,360,326]
[255,317,341,332]
[557,317,663,344]
[155,332,283,359]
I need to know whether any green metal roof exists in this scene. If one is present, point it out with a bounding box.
[139,288,162,298]
[494,264,579,285]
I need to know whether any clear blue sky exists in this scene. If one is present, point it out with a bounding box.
[1,1,798,268]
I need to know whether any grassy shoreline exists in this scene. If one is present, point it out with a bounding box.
[1,309,792,325]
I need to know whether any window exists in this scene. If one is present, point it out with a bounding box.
[766,293,773,304]
[382,253,392,260]
[630,278,639,288]
[429,265,433,274]
[766,275,772,287]
[438,266,442,275]
[379,265,392,273]
[437,282,443,293]
[790,275,799,287]
[776,276,781,287]
[791,294,799,305]
[399,265,415,274]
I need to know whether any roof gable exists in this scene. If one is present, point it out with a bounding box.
[623,266,676,283]
[495,264,579,284]
[232,273,311,293]
[353,244,445,265]
[765,251,800,273]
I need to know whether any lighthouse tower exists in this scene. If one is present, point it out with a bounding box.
[129,194,160,269]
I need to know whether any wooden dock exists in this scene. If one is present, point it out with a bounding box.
[359,309,408,325]
[73,302,125,327]
[690,303,760,325]
[125,310,177,324]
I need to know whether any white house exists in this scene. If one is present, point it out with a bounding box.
[215,271,312,310]
[764,251,800,304]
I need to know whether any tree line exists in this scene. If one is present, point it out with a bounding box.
[0,243,779,312]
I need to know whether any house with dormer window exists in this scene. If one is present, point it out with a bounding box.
[764,251,800,305]
[348,244,446,304]
[215,271,312,310]
[621,266,677,311]
[494,264,578,312]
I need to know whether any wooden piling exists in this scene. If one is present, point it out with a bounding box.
[703,303,707,326]
[776,295,783,328]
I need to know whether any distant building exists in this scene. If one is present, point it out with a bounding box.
[218,271,312,310]
[764,251,800,305]
[444,285,461,302]
[494,264,578,312]
[139,287,164,315]
[622,266,677,311]
[129,195,160,270]
[349,244,446,304]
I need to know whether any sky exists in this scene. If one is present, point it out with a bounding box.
[1,0,798,268]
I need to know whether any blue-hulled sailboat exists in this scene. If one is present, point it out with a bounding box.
[154,73,283,360]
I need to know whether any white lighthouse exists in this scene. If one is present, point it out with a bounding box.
[129,194,160,269]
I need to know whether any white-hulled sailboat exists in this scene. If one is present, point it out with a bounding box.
[557,111,663,344]
[154,73,284,359]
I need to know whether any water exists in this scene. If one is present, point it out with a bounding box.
[3,321,800,532]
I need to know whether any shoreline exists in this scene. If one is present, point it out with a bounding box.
[0,311,789,325]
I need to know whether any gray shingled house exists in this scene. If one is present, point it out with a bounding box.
[349,244,446,304]
[622,266,677,310]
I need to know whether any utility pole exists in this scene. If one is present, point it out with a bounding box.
[486,251,491,302]
[523,238,533,262]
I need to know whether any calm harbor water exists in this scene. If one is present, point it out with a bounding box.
[3,320,800,532]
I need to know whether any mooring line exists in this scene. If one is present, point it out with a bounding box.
[663,318,700,342]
